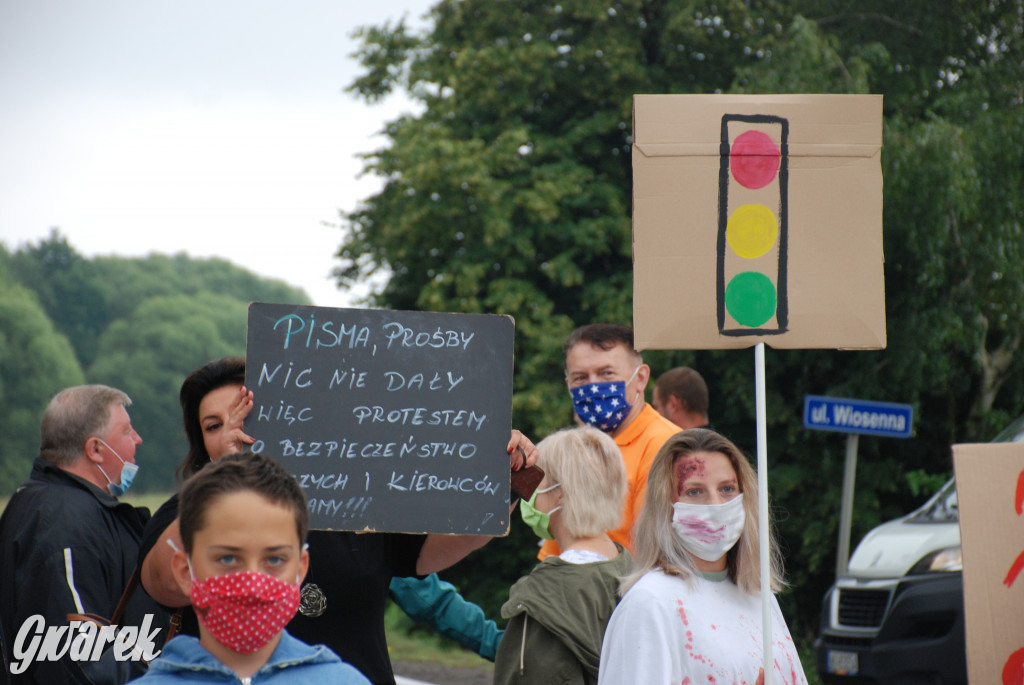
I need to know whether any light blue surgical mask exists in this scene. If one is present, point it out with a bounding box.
[94,438,139,497]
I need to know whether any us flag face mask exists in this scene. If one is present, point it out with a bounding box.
[569,365,641,433]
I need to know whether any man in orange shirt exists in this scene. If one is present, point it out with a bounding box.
[538,324,681,560]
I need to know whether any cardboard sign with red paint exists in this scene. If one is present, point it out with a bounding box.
[953,442,1024,685]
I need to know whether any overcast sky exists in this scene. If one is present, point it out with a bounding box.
[0,0,435,307]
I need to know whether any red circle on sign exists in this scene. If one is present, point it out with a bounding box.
[730,130,780,189]
[1004,646,1024,685]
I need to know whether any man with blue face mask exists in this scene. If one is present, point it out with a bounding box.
[538,324,681,561]
[0,385,164,684]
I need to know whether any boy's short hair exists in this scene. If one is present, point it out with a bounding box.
[179,451,309,554]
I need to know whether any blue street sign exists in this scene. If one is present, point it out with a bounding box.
[804,395,913,439]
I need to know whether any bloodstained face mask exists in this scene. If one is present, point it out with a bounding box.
[671,494,745,563]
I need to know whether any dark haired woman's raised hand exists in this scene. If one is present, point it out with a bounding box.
[219,385,255,457]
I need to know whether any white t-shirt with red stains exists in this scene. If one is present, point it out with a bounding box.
[598,569,808,685]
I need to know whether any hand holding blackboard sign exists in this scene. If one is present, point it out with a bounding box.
[244,303,515,535]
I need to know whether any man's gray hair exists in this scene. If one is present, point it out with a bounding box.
[39,385,132,467]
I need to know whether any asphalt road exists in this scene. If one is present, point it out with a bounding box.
[393,659,492,685]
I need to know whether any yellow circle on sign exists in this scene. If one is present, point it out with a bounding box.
[727,204,778,259]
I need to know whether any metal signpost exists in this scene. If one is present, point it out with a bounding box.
[804,395,914,577]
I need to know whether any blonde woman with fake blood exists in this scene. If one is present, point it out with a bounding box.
[598,428,808,685]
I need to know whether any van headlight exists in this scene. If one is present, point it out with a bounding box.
[908,546,962,574]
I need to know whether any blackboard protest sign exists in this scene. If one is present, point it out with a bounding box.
[244,303,514,536]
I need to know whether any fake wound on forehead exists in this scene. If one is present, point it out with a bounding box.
[674,455,707,492]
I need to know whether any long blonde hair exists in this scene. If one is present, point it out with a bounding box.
[621,428,784,595]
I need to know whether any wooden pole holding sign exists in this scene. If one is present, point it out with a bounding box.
[245,303,514,536]
[632,94,885,684]
[755,343,773,685]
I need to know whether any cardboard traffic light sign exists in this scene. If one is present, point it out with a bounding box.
[632,94,885,351]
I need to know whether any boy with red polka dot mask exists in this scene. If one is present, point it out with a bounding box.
[135,452,370,684]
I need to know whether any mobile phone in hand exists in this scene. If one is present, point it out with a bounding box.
[511,465,545,502]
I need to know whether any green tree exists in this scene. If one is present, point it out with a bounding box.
[338,0,781,621]
[90,252,311,315]
[4,233,316,494]
[8,234,311,373]
[721,0,1024,629]
[342,0,1023,637]
[0,272,85,493]
[8,230,112,368]
[340,1,792,443]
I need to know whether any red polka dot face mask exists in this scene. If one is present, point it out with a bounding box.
[190,570,301,653]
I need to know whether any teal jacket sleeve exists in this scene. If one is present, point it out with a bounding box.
[389,573,504,661]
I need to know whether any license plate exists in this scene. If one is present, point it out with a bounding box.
[827,650,859,676]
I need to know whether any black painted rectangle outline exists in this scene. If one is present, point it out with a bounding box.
[717,113,789,336]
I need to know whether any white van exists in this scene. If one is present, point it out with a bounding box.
[814,413,1024,684]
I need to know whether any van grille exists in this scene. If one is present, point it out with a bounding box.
[837,588,891,628]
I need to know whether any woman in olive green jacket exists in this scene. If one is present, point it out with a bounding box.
[493,426,631,685]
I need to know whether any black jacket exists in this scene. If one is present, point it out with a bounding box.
[0,458,162,684]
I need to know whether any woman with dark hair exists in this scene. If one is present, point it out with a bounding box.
[140,357,533,684]
[140,357,250,614]
[175,356,248,480]
[597,428,807,685]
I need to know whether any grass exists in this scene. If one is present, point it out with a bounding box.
[122,490,175,512]
[384,602,495,672]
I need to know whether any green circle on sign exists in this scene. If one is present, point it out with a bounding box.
[725,272,777,327]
